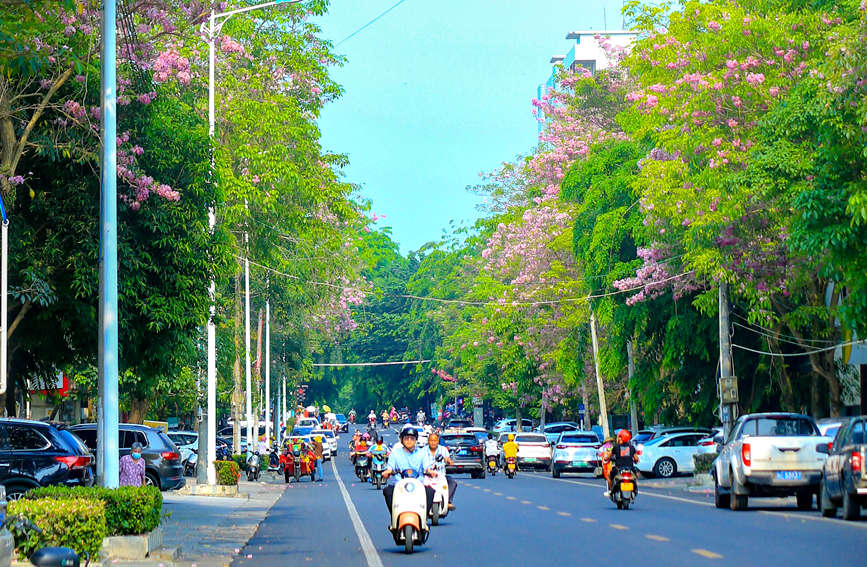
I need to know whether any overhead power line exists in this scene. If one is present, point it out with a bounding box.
[731,339,867,357]
[312,359,431,367]
[336,0,410,46]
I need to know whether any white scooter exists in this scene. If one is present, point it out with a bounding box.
[425,468,449,525]
[389,469,430,554]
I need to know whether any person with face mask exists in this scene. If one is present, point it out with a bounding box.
[119,441,146,486]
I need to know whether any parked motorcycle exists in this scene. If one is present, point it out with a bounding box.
[246,453,261,482]
[370,452,388,490]
[504,457,517,479]
[183,450,198,477]
[487,454,498,476]
[389,469,430,554]
[610,468,637,510]
[6,514,89,566]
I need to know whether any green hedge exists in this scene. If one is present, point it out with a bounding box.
[693,453,716,475]
[215,460,240,485]
[231,454,247,471]
[24,486,162,536]
[8,497,107,558]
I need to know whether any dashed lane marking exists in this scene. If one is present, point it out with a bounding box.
[581,517,597,523]
[482,488,492,493]
[493,492,503,496]
[557,511,572,517]
[645,534,670,542]
[506,496,517,501]
[609,524,629,530]
[521,500,532,505]
[537,505,550,511]
[692,549,723,559]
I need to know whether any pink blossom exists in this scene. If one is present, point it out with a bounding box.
[745,72,765,86]
[707,20,721,31]
[768,86,780,96]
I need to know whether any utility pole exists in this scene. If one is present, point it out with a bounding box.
[719,282,738,437]
[244,236,252,450]
[627,339,639,435]
[1,194,8,396]
[282,375,287,428]
[265,289,270,446]
[205,7,218,486]
[590,310,610,440]
[97,0,119,488]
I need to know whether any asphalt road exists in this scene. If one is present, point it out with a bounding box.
[232,425,866,567]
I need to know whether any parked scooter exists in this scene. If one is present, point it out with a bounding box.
[389,469,430,554]
[370,452,388,490]
[487,454,498,476]
[246,452,261,482]
[6,515,89,566]
[504,457,517,479]
[425,469,450,525]
[183,450,198,477]
[267,448,280,473]
[609,468,637,510]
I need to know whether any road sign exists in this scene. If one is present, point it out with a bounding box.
[578,403,585,411]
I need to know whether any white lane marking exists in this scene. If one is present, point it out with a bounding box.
[521,472,867,530]
[331,459,384,567]
[609,523,629,530]
[692,548,723,559]
[646,534,670,542]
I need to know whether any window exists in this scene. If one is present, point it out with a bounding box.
[73,428,97,450]
[851,421,865,445]
[3,425,50,451]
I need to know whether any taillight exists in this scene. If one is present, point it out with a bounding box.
[55,455,91,469]
[700,439,715,446]
[852,451,862,474]
[556,444,566,450]
[742,443,751,467]
[161,451,180,461]
[621,471,633,479]
[470,446,483,453]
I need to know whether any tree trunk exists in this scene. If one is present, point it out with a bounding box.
[581,380,590,430]
[766,332,795,411]
[516,405,523,432]
[232,275,243,454]
[128,398,150,424]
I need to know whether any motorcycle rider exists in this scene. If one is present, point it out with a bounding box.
[416,409,426,425]
[382,409,390,428]
[502,433,519,470]
[368,410,377,429]
[484,432,499,462]
[603,429,639,496]
[369,433,390,482]
[382,425,436,514]
[426,431,457,510]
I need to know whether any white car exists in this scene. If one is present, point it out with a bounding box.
[515,433,552,470]
[167,431,198,463]
[552,431,601,478]
[697,428,724,454]
[638,432,712,478]
[312,429,337,457]
[296,417,320,429]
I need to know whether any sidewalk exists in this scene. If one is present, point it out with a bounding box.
[638,473,714,494]
[157,477,285,567]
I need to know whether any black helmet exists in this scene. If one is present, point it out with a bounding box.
[399,425,418,439]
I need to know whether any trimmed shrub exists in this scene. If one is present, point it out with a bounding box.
[8,497,107,558]
[24,485,162,536]
[215,460,241,485]
[693,453,716,475]
[231,454,247,471]
[260,454,270,470]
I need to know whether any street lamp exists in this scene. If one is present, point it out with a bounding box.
[205,0,302,485]
[1,192,8,395]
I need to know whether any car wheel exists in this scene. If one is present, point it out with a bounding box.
[842,486,861,521]
[479,468,486,479]
[796,489,813,510]
[4,484,30,501]
[730,475,748,511]
[820,477,837,518]
[470,471,480,479]
[653,457,677,479]
[145,472,160,490]
[714,474,730,509]
[552,468,560,479]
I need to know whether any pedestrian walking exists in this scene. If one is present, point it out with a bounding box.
[312,436,324,482]
[119,441,146,487]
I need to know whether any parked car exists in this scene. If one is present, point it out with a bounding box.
[0,418,94,499]
[712,413,830,511]
[335,414,349,433]
[492,418,534,433]
[440,433,485,478]
[311,429,335,460]
[647,426,714,441]
[515,433,553,470]
[167,430,198,463]
[637,432,708,478]
[817,417,848,440]
[552,431,601,478]
[633,429,657,446]
[71,423,185,491]
[538,422,580,445]
[697,428,724,454]
[819,415,866,520]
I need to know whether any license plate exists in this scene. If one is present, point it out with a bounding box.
[621,482,634,491]
[572,461,586,467]
[525,458,537,463]
[508,464,516,470]
[776,471,802,481]
[459,450,469,455]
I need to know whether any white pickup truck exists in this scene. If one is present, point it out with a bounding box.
[713,413,831,511]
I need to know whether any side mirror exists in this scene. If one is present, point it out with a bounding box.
[715,443,724,454]
[816,443,830,455]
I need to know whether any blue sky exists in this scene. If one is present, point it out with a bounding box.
[315,0,626,252]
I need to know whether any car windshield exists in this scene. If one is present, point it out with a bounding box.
[744,417,817,437]
[560,434,598,444]
[516,434,547,443]
[442,435,476,446]
[448,420,472,427]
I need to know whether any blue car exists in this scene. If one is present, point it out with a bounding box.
[537,422,580,445]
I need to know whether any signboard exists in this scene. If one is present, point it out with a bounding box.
[143,420,168,432]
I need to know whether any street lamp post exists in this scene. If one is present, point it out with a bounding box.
[205,0,301,484]
[1,193,8,396]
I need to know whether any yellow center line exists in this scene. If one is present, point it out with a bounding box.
[692,549,723,559]
[537,505,550,511]
[521,500,532,505]
[580,517,597,523]
[557,511,571,517]
[645,534,670,542]
[609,523,629,530]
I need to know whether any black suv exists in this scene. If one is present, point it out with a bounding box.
[70,423,184,491]
[0,418,94,499]
[441,433,486,478]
